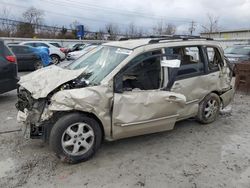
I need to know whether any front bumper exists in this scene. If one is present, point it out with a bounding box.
[18,109,52,141]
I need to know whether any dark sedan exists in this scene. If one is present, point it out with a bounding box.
[0,40,18,94]
[8,44,43,71]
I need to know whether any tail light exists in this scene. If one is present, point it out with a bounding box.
[6,55,16,63]
[60,48,67,53]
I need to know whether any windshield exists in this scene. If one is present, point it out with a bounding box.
[224,46,250,55]
[68,46,131,84]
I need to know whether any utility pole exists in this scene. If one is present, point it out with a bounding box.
[189,21,196,35]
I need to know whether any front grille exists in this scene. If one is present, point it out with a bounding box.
[16,89,34,112]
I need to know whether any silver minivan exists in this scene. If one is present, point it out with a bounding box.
[16,37,234,163]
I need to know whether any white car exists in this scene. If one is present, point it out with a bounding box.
[67,45,98,60]
[19,41,66,64]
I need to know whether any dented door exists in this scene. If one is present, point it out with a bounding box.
[112,90,186,139]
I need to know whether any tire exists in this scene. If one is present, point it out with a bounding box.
[49,113,102,164]
[50,54,60,64]
[34,61,43,70]
[196,93,221,124]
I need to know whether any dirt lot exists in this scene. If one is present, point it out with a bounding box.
[1,87,250,187]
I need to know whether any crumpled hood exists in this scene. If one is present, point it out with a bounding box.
[19,65,84,99]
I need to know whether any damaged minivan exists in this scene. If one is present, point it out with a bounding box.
[16,36,234,163]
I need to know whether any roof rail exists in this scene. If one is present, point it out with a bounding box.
[173,35,213,40]
[119,35,213,43]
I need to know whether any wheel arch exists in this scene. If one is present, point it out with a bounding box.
[200,90,222,105]
[48,110,105,141]
[50,54,60,60]
[211,90,223,107]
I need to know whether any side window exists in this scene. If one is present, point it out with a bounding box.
[206,47,223,72]
[165,46,204,79]
[22,47,33,53]
[25,43,36,47]
[35,43,49,48]
[116,50,162,92]
[9,46,19,54]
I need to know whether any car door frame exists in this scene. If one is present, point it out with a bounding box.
[169,45,210,120]
[111,50,186,139]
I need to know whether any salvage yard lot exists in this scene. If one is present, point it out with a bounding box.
[1,78,250,188]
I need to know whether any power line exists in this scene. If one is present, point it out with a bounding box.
[1,1,198,35]
[1,2,133,28]
[41,0,194,23]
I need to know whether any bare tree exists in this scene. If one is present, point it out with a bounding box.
[153,21,164,35]
[105,23,119,40]
[0,7,16,37]
[95,29,105,40]
[126,22,137,37]
[22,7,44,25]
[153,21,176,35]
[202,13,220,33]
[19,7,44,37]
[165,24,176,35]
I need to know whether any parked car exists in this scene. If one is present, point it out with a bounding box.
[17,37,234,163]
[50,42,68,54]
[66,43,88,53]
[19,41,66,64]
[66,45,98,60]
[0,40,18,94]
[8,44,43,71]
[224,45,250,64]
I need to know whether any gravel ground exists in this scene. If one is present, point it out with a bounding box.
[0,71,250,188]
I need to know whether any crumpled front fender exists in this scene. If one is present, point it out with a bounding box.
[48,85,113,139]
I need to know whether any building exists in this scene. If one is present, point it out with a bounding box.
[200,29,250,48]
[201,29,250,39]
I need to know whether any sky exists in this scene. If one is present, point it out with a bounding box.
[1,0,250,35]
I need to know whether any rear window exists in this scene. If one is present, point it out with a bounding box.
[8,46,19,54]
[50,43,61,48]
[24,43,36,47]
[4,45,13,56]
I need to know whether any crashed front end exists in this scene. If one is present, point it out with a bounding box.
[16,87,54,140]
[15,65,88,140]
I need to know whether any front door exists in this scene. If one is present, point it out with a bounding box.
[111,51,186,139]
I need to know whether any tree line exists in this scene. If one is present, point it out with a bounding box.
[0,6,220,40]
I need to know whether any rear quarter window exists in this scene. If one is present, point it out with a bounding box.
[4,45,13,56]
[205,47,224,72]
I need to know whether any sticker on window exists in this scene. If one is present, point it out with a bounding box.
[161,59,181,68]
[115,48,132,55]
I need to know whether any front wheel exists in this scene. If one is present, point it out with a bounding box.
[196,93,221,124]
[49,113,102,164]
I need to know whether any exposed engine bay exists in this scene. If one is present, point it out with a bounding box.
[16,76,90,140]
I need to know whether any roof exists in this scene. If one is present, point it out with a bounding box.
[8,44,29,47]
[103,39,152,49]
[103,38,218,50]
[20,41,51,43]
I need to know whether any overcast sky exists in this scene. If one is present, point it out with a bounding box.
[1,0,250,34]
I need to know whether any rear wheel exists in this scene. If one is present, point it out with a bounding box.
[197,93,221,124]
[34,61,43,70]
[49,113,102,164]
[50,55,60,64]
